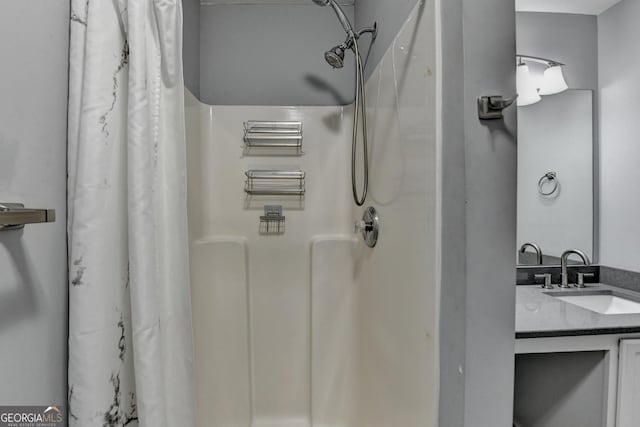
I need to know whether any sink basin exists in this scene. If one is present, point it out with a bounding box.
[545,291,640,315]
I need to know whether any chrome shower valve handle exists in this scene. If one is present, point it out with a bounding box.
[354,207,379,248]
[354,220,368,233]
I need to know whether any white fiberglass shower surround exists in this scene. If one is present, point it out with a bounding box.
[186,1,439,426]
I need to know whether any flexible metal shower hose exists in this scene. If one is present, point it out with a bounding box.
[351,38,368,206]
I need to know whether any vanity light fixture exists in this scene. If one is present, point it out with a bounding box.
[539,64,569,95]
[516,54,569,105]
[478,55,568,119]
[516,63,542,106]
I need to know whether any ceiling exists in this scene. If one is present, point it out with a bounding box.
[516,0,623,15]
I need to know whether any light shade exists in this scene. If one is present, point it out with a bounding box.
[517,64,541,107]
[539,65,569,96]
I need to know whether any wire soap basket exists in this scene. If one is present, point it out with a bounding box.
[259,205,285,235]
[244,169,306,197]
[243,121,303,156]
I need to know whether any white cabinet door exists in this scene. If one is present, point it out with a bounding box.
[617,339,640,427]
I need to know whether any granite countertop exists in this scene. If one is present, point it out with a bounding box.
[516,283,640,338]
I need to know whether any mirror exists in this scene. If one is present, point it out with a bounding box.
[517,89,594,265]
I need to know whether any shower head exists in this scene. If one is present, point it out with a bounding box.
[312,0,354,36]
[325,44,346,68]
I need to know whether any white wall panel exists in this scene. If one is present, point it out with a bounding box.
[598,0,640,272]
[353,3,439,425]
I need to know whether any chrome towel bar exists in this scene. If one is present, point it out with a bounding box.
[0,203,56,231]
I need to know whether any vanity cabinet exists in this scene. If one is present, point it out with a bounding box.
[514,351,607,427]
[616,339,640,427]
[515,334,640,427]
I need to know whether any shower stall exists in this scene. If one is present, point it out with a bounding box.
[185,1,439,426]
[0,0,522,423]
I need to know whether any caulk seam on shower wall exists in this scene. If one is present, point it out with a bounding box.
[434,0,443,422]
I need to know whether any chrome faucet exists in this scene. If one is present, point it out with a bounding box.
[560,249,591,288]
[519,242,543,265]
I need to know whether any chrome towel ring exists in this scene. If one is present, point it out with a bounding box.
[538,172,559,196]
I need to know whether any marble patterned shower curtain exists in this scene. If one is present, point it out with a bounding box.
[67,0,196,425]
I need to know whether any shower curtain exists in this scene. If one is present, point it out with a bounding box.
[67,0,196,426]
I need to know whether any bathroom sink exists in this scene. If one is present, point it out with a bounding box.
[545,291,640,315]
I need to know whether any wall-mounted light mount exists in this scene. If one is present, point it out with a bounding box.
[517,54,564,67]
[477,95,516,120]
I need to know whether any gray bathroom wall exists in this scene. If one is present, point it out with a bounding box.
[516,12,598,91]
[183,0,201,96]
[440,0,517,425]
[0,0,69,413]
[461,0,517,424]
[198,3,356,106]
[438,0,467,424]
[598,0,640,271]
[354,0,418,80]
